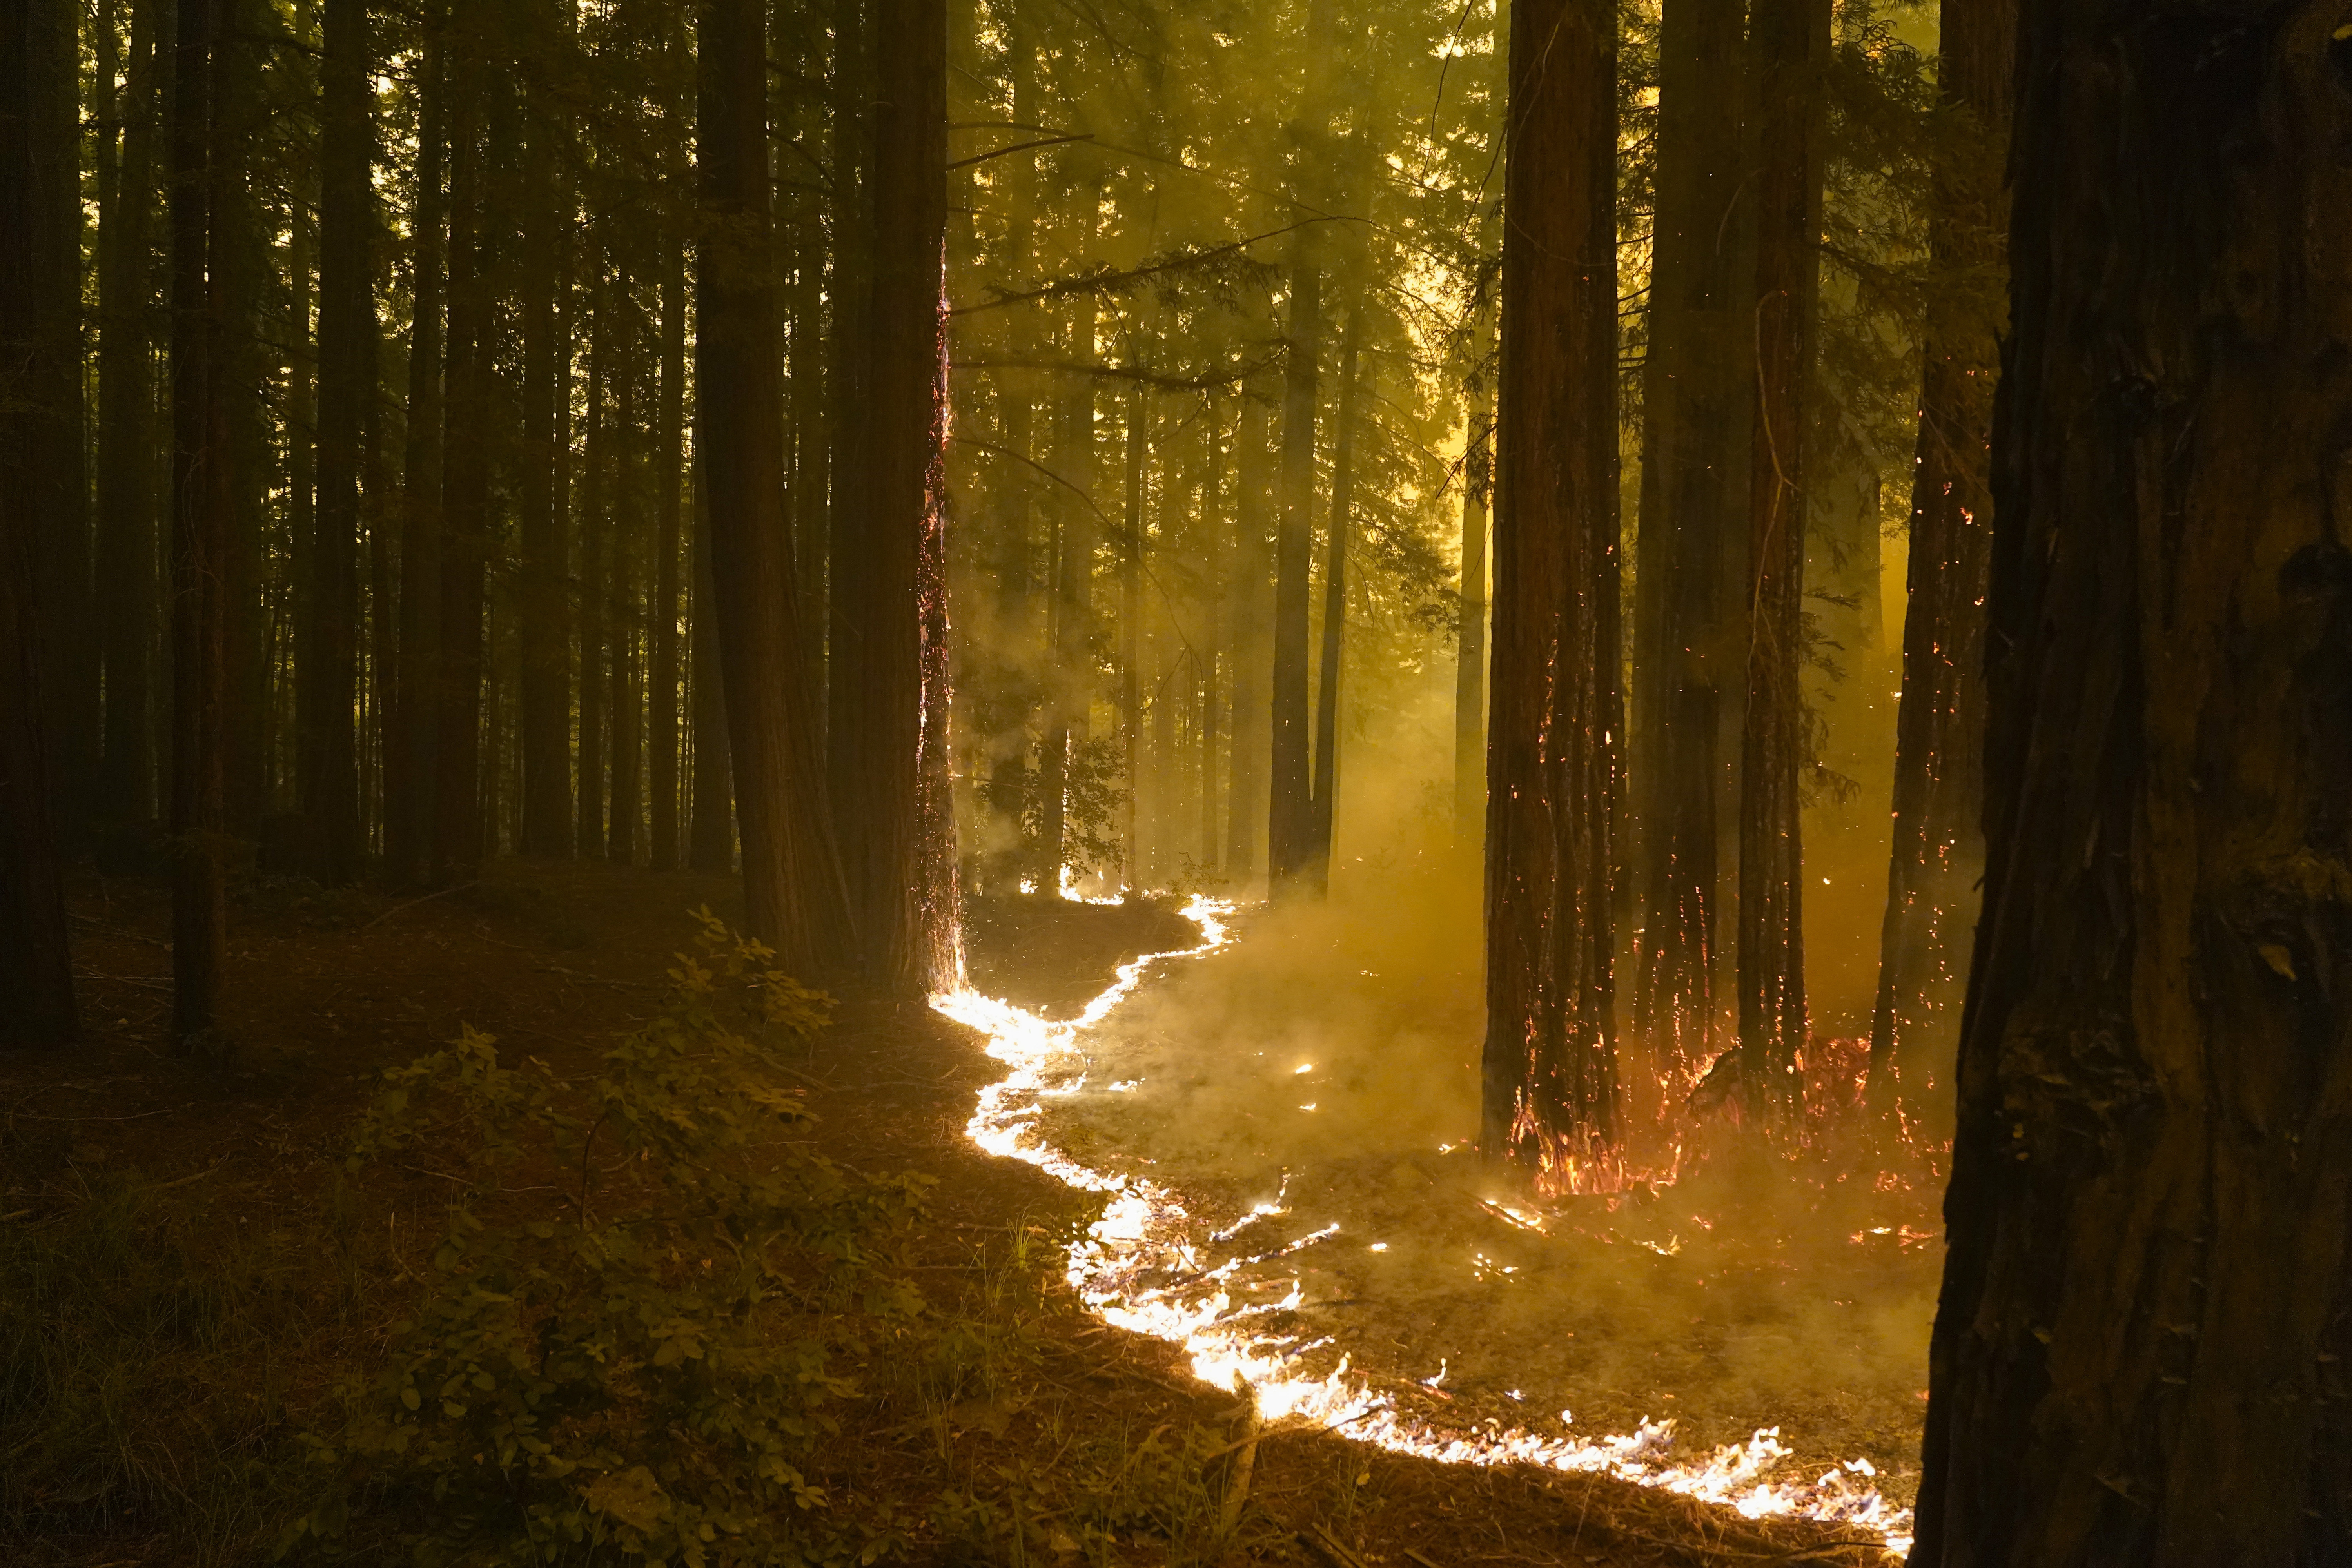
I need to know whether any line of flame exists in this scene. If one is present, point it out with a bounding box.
[931,895,1911,1561]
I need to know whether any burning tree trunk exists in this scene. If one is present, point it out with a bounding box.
[301,0,373,886]
[1732,0,1826,1110]
[1628,0,1753,1084]
[1913,11,2352,1561]
[167,0,227,1046]
[1482,0,1620,1174]
[696,0,848,974]
[832,0,953,992]
[0,0,80,1045]
[1864,0,2013,1115]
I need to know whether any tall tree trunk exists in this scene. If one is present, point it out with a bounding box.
[0,0,80,1044]
[1483,0,1619,1175]
[1039,281,1096,889]
[823,0,873,780]
[302,0,372,884]
[168,0,227,1046]
[1266,248,1319,895]
[26,0,94,842]
[1628,0,1752,1085]
[215,0,265,844]
[1733,0,1828,1109]
[1864,0,2014,1115]
[387,5,445,885]
[578,287,608,858]
[432,54,493,882]
[1120,382,1145,889]
[1454,364,1492,846]
[517,8,573,860]
[836,0,951,989]
[686,461,734,871]
[696,0,848,972]
[1309,307,1361,893]
[651,229,685,871]
[98,0,160,830]
[1224,377,1272,882]
[1914,11,2352,1562]
[1199,399,1224,867]
[608,324,641,867]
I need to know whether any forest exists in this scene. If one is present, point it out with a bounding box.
[3,0,2349,1564]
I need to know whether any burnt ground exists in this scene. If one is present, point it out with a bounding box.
[0,861,1896,1568]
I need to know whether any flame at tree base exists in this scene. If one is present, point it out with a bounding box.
[931,895,1912,1560]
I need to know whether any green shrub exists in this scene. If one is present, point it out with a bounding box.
[292,911,932,1568]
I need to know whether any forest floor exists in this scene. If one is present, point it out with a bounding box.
[1,861,1897,1568]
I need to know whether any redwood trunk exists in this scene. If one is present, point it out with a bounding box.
[1732,0,1827,1106]
[1482,0,1620,1174]
[696,0,848,973]
[0,0,80,1044]
[1864,0,2014,1113]
[1915,10,2352,1564]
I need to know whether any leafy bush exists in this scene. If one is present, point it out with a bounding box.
[292,911,932,1568]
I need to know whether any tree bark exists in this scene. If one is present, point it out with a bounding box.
[1225,376,1273,882]
[301,0,373,885]
[0,0,80,1044]
[1864,0,2014,1115]
[25,0,94,843]
[1732,0,1827,1109]
[1628,0,1753,1086]
[387,5,445,886]
[686,460,734,871]
[1308,307,1362,893]
[168,0,227,1046]
[578,286,609,858]
[97,0,160,831]
[1267,249,1319,895]
[517,6,573,861]
[823,0,872,782]
[432,51,495,882]
[1120,381,1145,887]
[696,0,849,973]
[1454,364,1492,848]
[835,0,952,989]
[1482,0,1620,1176]
[651,227,685,871]
[1915,9,2352,1563]
[607,318,641,867]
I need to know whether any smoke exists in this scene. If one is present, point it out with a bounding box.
[1016,671,1941,1517]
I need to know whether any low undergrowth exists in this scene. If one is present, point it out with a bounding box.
[0,913,1247,1568]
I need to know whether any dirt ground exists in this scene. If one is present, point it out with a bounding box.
[0,861,1897,1567]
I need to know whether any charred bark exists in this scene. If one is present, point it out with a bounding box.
[1482,0,1621,1174]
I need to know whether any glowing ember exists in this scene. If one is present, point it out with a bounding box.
[931,896,1913,1559]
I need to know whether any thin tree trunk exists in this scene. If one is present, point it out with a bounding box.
[608,322,641,867]
[1628,0,1753,1086]
[651,229,684,870]
[1200,399,1223,867]
[432,54,492,882]
[1267,249,1319,895]
[1454,363,1491,846]
[98,0,160,830]
[168,0,227,1046]
[1915,11,2352,1561]
[215,0,265,844]
[0,0,80,1044]
[1120,382,1144,889]
[387,5,445,885]
[1483,0,1620,1174]
[577,287,608,856]
[1309,307,1361,893]
[686,460,733,870]
[823,0,872,781]
[1040,281,1097,889]
[1864,0,2013,1115]
[517,8,573,859]
[1224,379,1272,882]
[1733,0,1828,1109]
[302,0,372,884]
[696,0,848,972]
